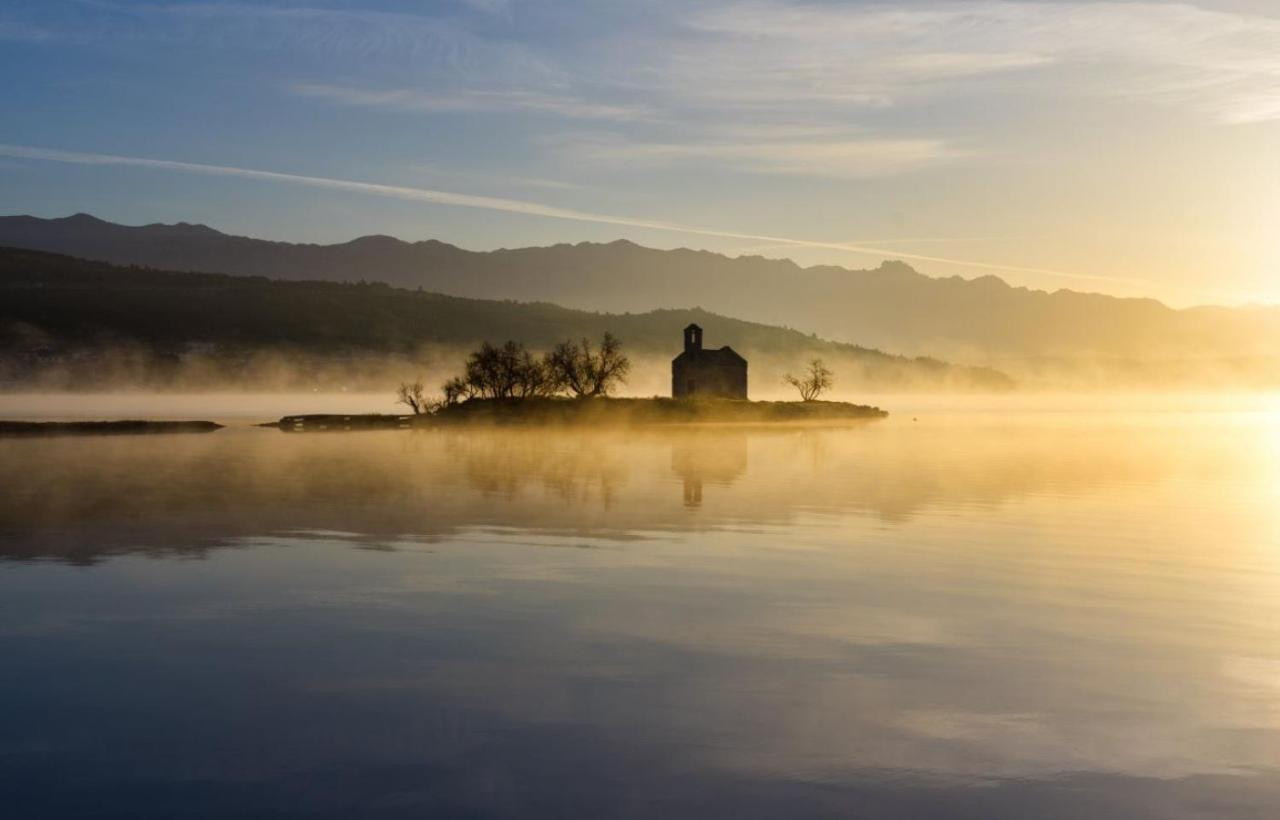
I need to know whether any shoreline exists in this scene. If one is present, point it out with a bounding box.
[0,420,224,437]
[275,397,888,432]
[0,399,888,437]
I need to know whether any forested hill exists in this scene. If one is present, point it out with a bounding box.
[0,247,1012,391]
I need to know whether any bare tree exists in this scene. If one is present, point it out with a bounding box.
[547,340,589,397]
[461,340,559,399]
[440,336,626,402]
[784,359,834,401]
[396,380,429,414]
[512,346,561,398]
[440,375,473,407]
[547,332,631,397]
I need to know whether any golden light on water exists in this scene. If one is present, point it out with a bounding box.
[5,0,1280,812]
[1267,399,1280,506]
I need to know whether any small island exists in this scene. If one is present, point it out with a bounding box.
[275,397,884,432]
[274,326,887,432]
[0,420,224,437]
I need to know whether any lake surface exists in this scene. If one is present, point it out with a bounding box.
[2,397,1279,818]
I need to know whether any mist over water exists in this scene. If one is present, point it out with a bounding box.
[4,389,1273,423]
[0,343,1019,398]
[2,395,1279,818]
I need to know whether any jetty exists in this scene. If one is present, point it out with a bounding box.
[0,420,224,437]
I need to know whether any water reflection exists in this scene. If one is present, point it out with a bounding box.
[1,416,1261,562]
[448,431,631,506]
[1,408,1279,818]
[671,432,748,506]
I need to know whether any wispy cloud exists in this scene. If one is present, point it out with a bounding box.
[0,18,50,42]
[14,1,1280,128]
[558,132,963,178]
[292,83,653,122]
[458,0,511,14]
[408,163,586,192]
[731,236,1023,256]
[0,143,1145,287]
[5,1,553,77]
[671,1,1280,124]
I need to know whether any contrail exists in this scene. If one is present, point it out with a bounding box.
[0,143,1142,286]
[729,237,1023,256]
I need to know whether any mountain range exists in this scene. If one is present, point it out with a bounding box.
[0,246,1010,393]
[1,213,1276,387]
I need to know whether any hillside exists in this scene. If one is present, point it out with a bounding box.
[0,247,1011,393]
[2,214,1277,380]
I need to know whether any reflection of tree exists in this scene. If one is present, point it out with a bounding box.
[0,419,1255,564]
[443,431,630,507]
[670,433,748,507]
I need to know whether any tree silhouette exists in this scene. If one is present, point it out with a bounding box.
[396,380,429,414]
[547,332,631,397]
[460,340,559,399]
[440,375,474,407]
[785,359,833,401]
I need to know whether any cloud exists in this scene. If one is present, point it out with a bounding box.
[14,1,1280,127]
[3,1,552,78]
[458,0,510,13]
[730,236,1022,256]
[407,163,586,192]
[669,1,1280,124]
[291,83,653,122]
[0,143,1145,287]
[558,133,963,178]
[0,18,49,42]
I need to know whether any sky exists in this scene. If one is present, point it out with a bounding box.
[1,0,1279,307]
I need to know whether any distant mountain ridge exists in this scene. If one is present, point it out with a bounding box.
[0,246,1011,392]
[1,214,1277,380]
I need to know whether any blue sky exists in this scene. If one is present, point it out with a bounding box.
[2,0,1279,306]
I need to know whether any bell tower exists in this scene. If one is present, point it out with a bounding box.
[683,323,703,353]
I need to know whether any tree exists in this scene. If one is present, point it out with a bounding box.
[440,375,473,407]
[461,340,559,399]
[784,359,833,401]
[546,332,631,397]
[396,380,429,414]
[512,346,561,398]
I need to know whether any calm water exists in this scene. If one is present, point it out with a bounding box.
[2,398,1279,818]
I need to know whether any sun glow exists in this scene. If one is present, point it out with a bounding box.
[1267,398,1280,457]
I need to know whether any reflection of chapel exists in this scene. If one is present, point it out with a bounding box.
[671,324,747,400]
[670,434,748,507]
